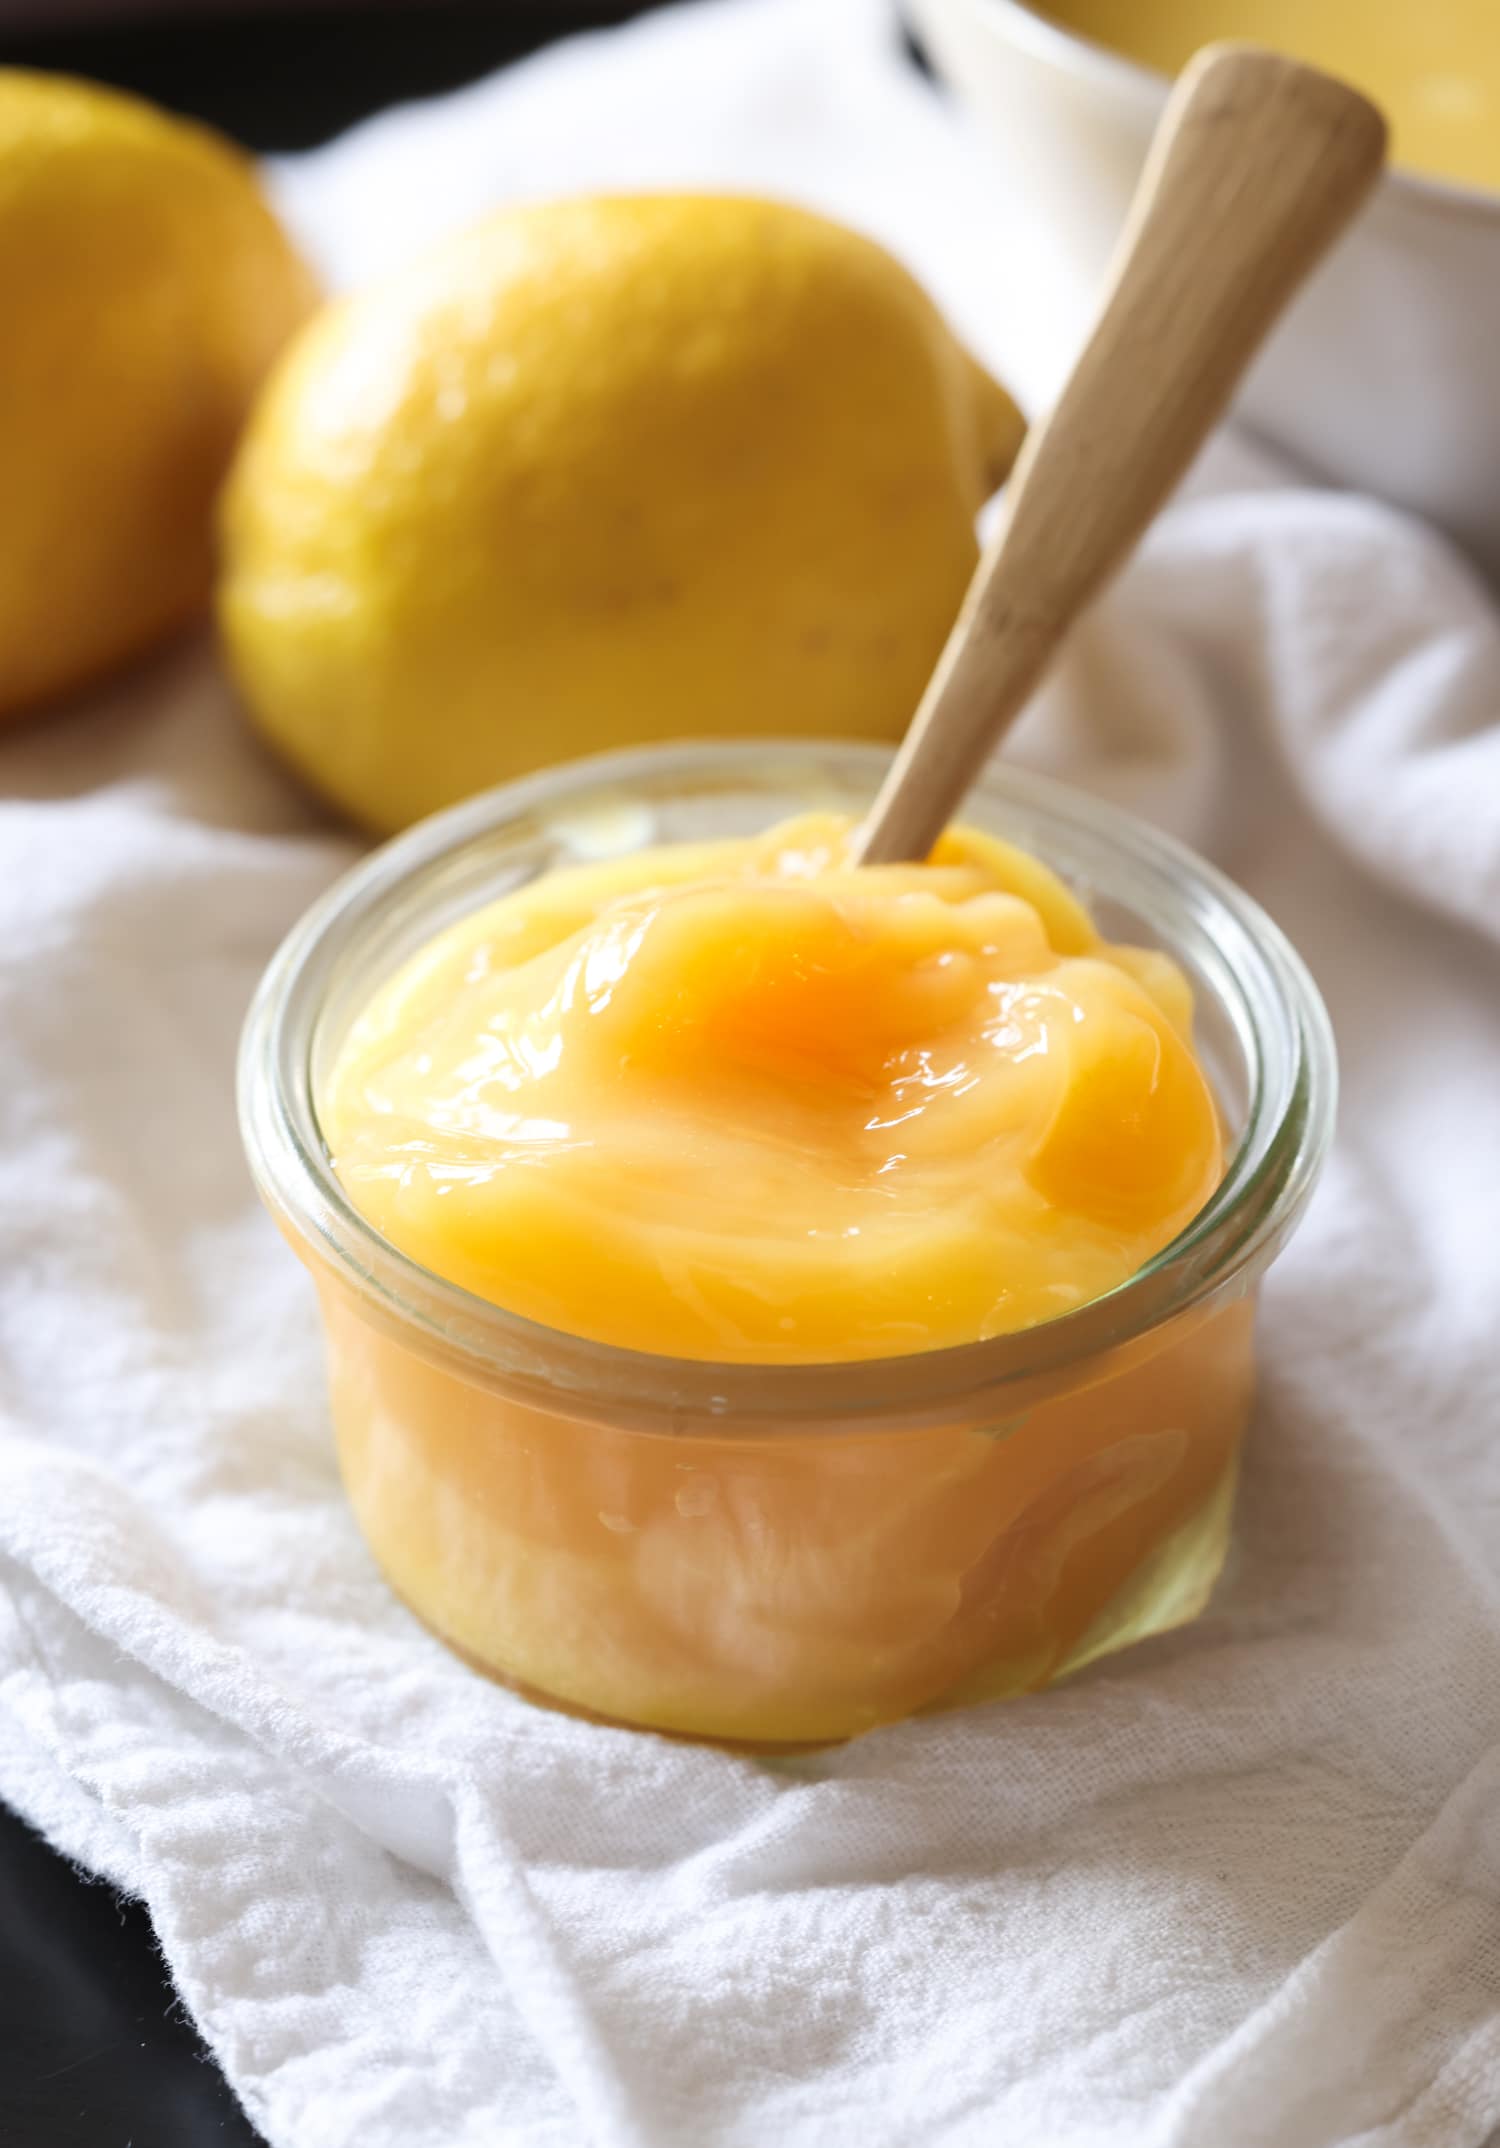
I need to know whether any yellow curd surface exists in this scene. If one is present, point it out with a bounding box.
[312,814,1246,1743]
[1038,0,1500,192]
[321,815,1224,1364]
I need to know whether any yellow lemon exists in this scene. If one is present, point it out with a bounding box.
[0,70,316,719]
[219,196,1023,833]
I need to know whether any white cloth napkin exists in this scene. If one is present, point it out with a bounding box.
[3,3,1500,2144]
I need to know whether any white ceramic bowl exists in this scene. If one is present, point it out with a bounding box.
[910,0,1500,577]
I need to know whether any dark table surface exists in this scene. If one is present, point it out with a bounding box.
[4,0,685,151]
[0,6,930,2140]
[0,1804,266,2147]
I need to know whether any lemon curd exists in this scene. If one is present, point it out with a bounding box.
[322,816,1224,1362]
[307,813,1250,1742]
[1037,0,1500,191]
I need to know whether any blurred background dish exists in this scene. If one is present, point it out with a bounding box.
[909,0,1500,578]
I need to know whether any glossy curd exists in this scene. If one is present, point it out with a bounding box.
[1038,0,1500,192]
[301,811,1251,1743]
[322,815,1224,1363]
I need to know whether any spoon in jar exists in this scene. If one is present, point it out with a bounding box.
[851,41,1385,866]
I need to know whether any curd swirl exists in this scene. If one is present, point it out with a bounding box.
[322,814,1224,1364]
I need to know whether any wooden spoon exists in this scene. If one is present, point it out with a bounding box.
[851,42,1385,866]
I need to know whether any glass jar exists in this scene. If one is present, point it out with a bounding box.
[239,741,1335,1748]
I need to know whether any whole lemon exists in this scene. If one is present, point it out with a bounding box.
[0,70,316,719]
[219,196,1022,832]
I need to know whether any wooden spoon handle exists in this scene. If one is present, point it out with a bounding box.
[852,42,1385,865]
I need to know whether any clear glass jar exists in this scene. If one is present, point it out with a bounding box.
[239,741,1335,1747]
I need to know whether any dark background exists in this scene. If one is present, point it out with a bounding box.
[5,1,687,150]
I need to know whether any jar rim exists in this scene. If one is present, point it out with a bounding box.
[238,740,1336,1433]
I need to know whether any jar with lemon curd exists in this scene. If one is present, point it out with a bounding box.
[239,742,1334,1747]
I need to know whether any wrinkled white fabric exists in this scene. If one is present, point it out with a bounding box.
[2,3,1499,2144]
